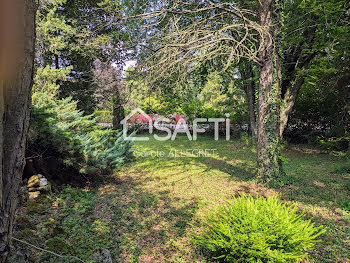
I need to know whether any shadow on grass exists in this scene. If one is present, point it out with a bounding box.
[189,146,349,262]
[95,173,199,262]
[198,157,256,181]
[128,136,350,262]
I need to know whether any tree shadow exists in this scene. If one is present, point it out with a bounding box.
[198,157,256,181]
[131,137,350,261]
[94,173,200,262]
[183,146,350,261]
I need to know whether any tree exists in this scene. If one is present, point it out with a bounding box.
[239,60,258,137]
[124,0,284,181]
[37,0,125,114]
[93,60,126,130]
[0,0,36,261]
[279,0,349,136]
[287,10,350,151]
[256,0,284,181]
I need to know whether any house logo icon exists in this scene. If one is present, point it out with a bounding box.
[121,108,231,142]
[120,108,153,141]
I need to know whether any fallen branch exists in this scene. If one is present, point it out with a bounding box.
[11,237,86,263]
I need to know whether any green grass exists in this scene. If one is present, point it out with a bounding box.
[15,135,350,262]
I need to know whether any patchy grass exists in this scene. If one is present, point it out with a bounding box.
[14,135,350,262]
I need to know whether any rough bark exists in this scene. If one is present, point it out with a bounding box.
[257,0,283,182]
[279,27,317,136]
[0,85,3,208]
[112,85,125,130]
[0,0,36,261]
[279,76,305,136]
[241,63,257,137]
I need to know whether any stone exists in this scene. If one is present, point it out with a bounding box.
[87,249,113,263]
[28,183,51,193]
[40,177,48,186]
[27,175,40,188]
[28,191,40,200]
[27,175,51,199]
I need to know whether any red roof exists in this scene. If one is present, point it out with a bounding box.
[125,114,186,124]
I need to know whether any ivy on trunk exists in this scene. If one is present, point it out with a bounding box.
[257,0,284,182]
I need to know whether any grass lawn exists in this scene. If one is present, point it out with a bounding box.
[15,135,350,262]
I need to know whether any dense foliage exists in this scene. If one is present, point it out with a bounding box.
[36,0,126,114]
[121,0,350,152]
[28,66,133,177]
[79,129,134,174]
[5,0,350,262]
[195,195,325,263]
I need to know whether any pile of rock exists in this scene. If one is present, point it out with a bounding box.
[27,174,51,199]
[88,249,113,263]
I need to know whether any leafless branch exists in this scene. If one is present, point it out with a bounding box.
[123,0,270,85]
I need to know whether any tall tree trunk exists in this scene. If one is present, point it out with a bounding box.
[279,27,317,137]
[257,0,284,182]
[112,85,125,130]
[241,63,257,138]
[280,76,304,136]
[247,80,257,138]
[0,0,36,261]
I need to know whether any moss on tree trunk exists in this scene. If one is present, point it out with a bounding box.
[257,0,284,182]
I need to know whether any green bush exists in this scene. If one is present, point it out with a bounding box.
[340,199,350,212]
[319,137,349,152]
[79,129,134,174]
[29,95,93,168]
[195,195,325,263]
[28,66,133,176]
[94,109,113,123]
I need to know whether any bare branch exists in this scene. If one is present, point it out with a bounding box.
[123,0,271,84]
